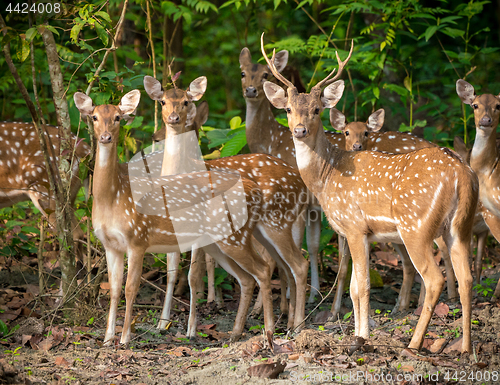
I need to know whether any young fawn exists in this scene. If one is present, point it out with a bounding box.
[262,35,477,353]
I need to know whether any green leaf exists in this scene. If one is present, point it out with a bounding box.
[441,27,465,38]
[221,283,232,290]
[21,226,40,235]
[380,41,386,51]
[424,25,439,42]
[95,22,108,46]
[5,220,24,228]
[274,0,281,10]
[229,116,242,130]
[70,20,84,43]
[161,1,179,16]
[220,130,247,157]
[0,320,8,337]
[206,129,231,148]
[25,27,38,42]
[403,76,411,92]
[94,11,112,24]
[17,38,30,62]
[372,86,380,99]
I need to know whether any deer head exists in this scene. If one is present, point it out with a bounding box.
[456,79,500,134]
[239,47,288,100]
[144,76,207,134]
[74,90,140,144]
[261,34,352,146]
[330,108,385,151]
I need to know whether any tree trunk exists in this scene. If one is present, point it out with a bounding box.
[40,25,77,306]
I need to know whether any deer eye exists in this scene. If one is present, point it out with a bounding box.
[92,115,98,121]
[160,100,165,106]
[263,73,269,79]
[472,104,478,109]
[364,131,369,137]
[496,105,500,110]
[286,108,291,114]
[184,100,189,106]
[241,72,245,78]
[314,107,320,115]
[115,115,120,122]
[345,131,349,137]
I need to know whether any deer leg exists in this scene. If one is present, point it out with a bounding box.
[307,205,321,303]
[475,231,488,285]
[121,247,145,345]
[103,247,125,345]
[278,267,288,315]
[158,252,181,330]
[250,240,277,317]
[330,235,350,320]
[392,243,416,313]
[205,252,216,303]
[346,235,370,338]
[444,233,473,353]
[206,242,271,339]
[186,246,206,338]
[401,236,445,352]
[254,224,307,330]
[435,236,458,301]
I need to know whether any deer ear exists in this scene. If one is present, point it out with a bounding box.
[330,108,346,131]
[239,47,252,67]
[196,100,209,127]
[322,80,344,109]
[119,90,141,123]
[456,79,476,105]
[453,136,469,161]
[152,127,166,142]
[144,76,164,101]
[73,92,95,117]
[185,103,197,127]
[187,76,207,101]
[273,50,289,73]
[367,108,385,132]
[263,81,288,109]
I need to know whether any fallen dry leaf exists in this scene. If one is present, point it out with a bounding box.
[54,357,70,367]
[247,361,286,379]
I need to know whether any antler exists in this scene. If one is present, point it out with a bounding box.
[260,33,295,90]
[312,40,354,91]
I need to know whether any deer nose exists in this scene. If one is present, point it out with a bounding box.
[480,116,492,126]
[293,125,307,138]
[100,132,112,144]
[167,112,180,124]
[245,87,257,98]
[352,143,363,151]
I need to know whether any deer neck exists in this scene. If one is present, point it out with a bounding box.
[93,142,121,207]
[161,126,202,176]
[470,125,499,175]
[293,127,337,199]
[245,97,279,153]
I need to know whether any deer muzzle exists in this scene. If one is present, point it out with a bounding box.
[167,112,180,124]
[352,143,363,151]
[479,116,492,127]
[245,86,257,98]
[99,132,112,144]
[293,124,308,139]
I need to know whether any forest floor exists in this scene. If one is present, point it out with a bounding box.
[1,243,500,385]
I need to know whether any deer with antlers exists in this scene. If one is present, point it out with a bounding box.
[144,75,310,335]
[261,34,478,353]
[239,48,322,303]
[456,80,500,299]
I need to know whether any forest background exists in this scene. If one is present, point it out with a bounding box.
[0,0,499,303]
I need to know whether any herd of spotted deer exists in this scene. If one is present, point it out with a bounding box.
[2,35,500,356]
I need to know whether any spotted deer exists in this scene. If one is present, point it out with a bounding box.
[144,75,309,335]
[0,122,90,256]
[456,80,500,299]
[240,48,322,303]
[327,109,464,319]
[153,99,286,318]
[74,89,308,345]
[262,35,478,353]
